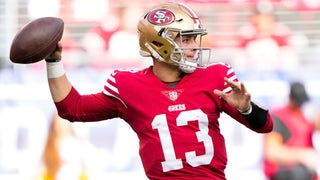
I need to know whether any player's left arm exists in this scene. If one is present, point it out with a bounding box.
[214,77,273,133]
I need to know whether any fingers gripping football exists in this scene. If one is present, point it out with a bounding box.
[45,43,63,62]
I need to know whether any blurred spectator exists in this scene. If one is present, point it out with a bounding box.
[263,81,320,180]
[107,5,142,62]
[36,114,90,180]
[58,30,87,68]
[234,6,300,71]
[81,13,120,62]
[282,0,320,11]
[81,4,144,69]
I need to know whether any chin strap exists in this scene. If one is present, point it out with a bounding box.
[144,42,198,73]
[179,61,197,73]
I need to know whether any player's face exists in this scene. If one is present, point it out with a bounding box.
[174,34,199,61]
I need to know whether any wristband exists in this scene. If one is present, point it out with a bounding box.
[242,102,269,129]
[46,61,65,78]
[238,103,252,115]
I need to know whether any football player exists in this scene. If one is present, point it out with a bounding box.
[45,2,273,179]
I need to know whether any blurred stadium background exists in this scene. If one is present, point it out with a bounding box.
[0,0,320,179]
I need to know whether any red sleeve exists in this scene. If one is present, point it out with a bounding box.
[55,87,122,122]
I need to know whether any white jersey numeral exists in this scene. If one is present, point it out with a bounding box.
[152,109,214,172]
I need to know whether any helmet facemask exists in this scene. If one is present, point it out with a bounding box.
[164,28,211,73]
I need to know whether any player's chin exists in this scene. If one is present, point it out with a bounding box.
[185,57,196,62]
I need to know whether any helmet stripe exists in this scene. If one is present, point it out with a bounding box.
[178,3,201,28]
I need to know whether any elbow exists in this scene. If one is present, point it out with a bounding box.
[58,111,80,122]
[265,114,274,133]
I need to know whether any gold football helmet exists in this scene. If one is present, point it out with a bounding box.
[137,2,211,73]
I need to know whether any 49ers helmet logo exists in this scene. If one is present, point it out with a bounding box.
[148,9,175,25]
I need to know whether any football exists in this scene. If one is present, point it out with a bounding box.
[9,17,64,64]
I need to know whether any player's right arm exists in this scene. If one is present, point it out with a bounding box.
[45,43,72,102]
[48,74,72,102]
[45,43,121,122]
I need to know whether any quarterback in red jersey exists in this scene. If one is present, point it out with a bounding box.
[45,2,273,180]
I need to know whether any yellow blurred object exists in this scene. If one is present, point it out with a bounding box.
[34,170,54,180]
[42,173,54,180]
[35,169,88,180]
[79,171,89,180]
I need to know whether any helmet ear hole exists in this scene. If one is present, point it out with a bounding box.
[152,41,169,56]
[152,41,163,47]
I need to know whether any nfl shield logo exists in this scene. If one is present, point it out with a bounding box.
[161,89,184,101]
[169,91,178,101]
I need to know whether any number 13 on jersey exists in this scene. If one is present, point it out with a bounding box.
[152,109,214,172]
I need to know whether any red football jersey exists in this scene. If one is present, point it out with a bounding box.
[56,63,271,180]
